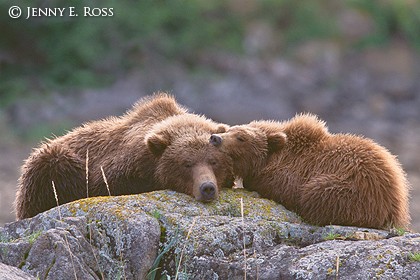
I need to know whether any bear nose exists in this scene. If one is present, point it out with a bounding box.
[210,134,222,146]
[200,182,216,201]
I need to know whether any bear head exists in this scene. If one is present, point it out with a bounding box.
[145,114,233,202]
[210,121,287,178]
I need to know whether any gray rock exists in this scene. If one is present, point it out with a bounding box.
[0,262,35,280]
[148,190,419,279]
[0,198,160,280]
[1,189,419,279]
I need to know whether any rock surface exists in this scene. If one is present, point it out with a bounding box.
[0,197,161,279]
[0,189,419,279]
[0,262,35,280]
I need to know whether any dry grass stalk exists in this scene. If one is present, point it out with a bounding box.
[335,255,340,279]
[52,181,78,280]
[85,149,89,198]
[98,165,126,278]
[100,166,112,196]
[85,150,105,279]
[174,216,197,280]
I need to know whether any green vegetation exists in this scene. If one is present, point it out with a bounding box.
[0,229,42,244]
[408,252,420,262]
[0,0,243,103]
[350,0,420,48]
[324,231,342,241]
[147,226,179,280]
[0,232,11,243]
[26,230,42,245]
[1,0,419,103]
[390,227,407,236]
[151,209,163,220]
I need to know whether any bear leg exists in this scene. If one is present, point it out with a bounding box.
[298,174,383,228]
[15,145,86,219]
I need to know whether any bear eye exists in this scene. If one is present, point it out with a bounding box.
[236,135,245,142]
[209,159,218,166]
[184,161,193,168]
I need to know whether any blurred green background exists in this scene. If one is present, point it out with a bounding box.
[0,0,419,230]
[1,0,419,107]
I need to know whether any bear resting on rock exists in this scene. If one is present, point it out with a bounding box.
[15,93,233,219]
[210,113,410,229]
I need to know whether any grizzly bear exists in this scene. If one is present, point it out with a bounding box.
[15,93,233,219]
[210,113,410,229]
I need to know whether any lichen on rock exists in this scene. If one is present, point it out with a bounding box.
[1,189,419,279]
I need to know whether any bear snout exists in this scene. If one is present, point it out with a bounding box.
[210,134,222,146]
[199,181,217,201]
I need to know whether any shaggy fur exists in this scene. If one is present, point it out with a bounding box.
[145,114,234,202]
[211,113,410,229]
[15,93,233,219]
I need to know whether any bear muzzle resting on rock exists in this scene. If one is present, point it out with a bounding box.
[15,93,233,219]
[145,114,234,202]
[210,114,410,230]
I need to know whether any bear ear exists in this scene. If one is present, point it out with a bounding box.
[146,133,170,157]
[267,132,287,154]
[214,124,228,134]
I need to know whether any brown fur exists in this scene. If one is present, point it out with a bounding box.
[211,113,410,229]
[15,93,233,219]
[145,114,234,202]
